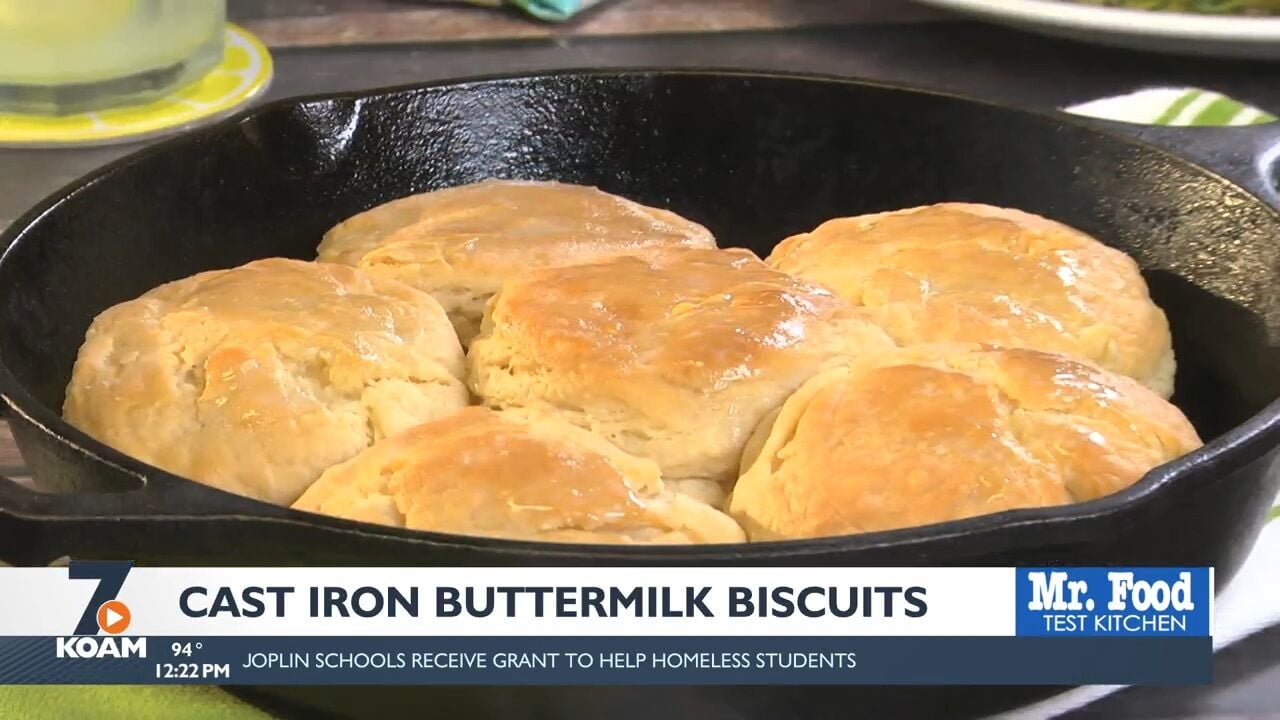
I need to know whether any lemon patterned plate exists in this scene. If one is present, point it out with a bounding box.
[0,23,272,148]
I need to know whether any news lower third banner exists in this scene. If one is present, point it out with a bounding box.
[0,565,1213,685]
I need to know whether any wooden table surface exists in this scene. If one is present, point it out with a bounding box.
[1,1,1278,717]
[234,0,947,46]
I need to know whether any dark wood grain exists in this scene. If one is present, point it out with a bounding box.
[231,0,949,47]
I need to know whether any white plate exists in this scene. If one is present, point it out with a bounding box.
[914,0,1280,59]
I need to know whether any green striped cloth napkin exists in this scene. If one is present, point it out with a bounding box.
[1065,86,1277,125]
[509,0,605,21]
[464,0,606,21]
[2,86,1276,720]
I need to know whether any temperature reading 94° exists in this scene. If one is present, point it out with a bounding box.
[172,642,204,657]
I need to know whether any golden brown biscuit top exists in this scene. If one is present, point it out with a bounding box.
[481,246,888,393]
[81,257,466,383]
[730,344,1202,540]
[766,203,1172,393]
[62,258,467,505]
[317,179,715,277]
[293,407,745,544]
[146,258,446,341]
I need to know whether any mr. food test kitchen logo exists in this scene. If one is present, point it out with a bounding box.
[56,561,147,658]
[1015,567,1212,637]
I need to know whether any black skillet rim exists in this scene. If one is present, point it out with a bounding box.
[1,67,1279,561]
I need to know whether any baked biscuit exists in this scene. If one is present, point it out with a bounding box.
[317,179,717,345]
[730,344,1203,540]
[292,407,746,544]
[63,258,468,505]
[766,203,1175,396]
[468,246,897,484]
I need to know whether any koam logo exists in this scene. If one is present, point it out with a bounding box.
[67,560,134,635]
[55,560,146,659]
[56,636,147,659]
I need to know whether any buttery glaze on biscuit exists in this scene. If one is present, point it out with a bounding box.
[63,258,468,506]
[293,407,745,544]
[767,203,1175,396]
[468,246,897,484]
[730,344,1202,540]
[317,179,717,345]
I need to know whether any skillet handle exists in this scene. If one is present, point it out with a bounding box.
[0,472,288,566]
[1078,119,1280,207]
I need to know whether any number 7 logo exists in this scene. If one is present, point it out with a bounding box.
[69,561,133,636]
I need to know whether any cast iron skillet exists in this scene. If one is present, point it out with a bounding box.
[0,70,1278,717]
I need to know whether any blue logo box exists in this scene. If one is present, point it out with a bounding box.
[1015,568,1211,637]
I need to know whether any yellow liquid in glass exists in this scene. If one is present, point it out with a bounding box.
[0,0,225,112]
